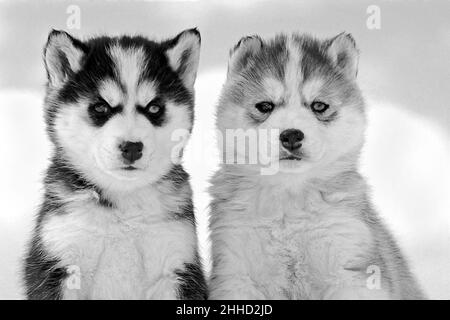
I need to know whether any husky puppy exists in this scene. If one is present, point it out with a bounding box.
[23,29,207,300]
[209,33,424,299]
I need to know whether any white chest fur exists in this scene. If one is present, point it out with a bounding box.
[211,182,377,299]
[41,191,196,300]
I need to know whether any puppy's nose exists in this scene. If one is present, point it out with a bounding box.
[280,129,304,151]
[119,141,143,163]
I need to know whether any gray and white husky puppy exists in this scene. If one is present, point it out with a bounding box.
[23,29,207,299]
[209,33,424,299]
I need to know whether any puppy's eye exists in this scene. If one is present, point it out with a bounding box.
[146,99,164,115]
[88,99,120,127]
[310,101,329,113]
[148,104,161,114]
[255,101,275,114]
[92,101,111,115]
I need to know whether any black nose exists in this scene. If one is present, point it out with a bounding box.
[280,129,304,151]
[119,141,143,164]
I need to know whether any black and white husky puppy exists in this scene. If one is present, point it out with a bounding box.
[23,29,207,300]
[209,33,424,299]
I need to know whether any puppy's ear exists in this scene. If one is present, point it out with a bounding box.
[228,35,263,77]
[165,28,201,90]
[44,30,86,88]
[326,33,359,79]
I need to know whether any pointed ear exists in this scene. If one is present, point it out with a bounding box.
[165,28,201,90]
[326,33,359,79]
[228,35,263,76]
[44,30,86,88]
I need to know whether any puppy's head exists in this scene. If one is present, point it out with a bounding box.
[218,33,365,176]
[44,29,200,192]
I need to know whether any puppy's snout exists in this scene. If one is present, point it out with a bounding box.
[119,141,143,164]
[280,129,304,151]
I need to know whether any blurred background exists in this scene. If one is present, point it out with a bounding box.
[0,0,449,299]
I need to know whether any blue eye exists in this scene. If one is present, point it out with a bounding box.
[148,104,161,114]
[311,101,329,113]
[146,98,165,115]
[88,99,117,127]
[93,103,111,115]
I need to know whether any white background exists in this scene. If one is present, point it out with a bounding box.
[0,0,449,299]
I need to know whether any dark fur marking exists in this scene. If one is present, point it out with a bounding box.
[160,164,190,190]
[227,35,288,106]
[296,35,335,83]
[136,97,167,127]
[88,103,123,127]
[23,231,67,300]
[176,259,208,300]
[46,154,114,209]
[160,165,196,224]
[175,200,196,225]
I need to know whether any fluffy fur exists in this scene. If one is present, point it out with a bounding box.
[209,33,424,299]
[23,29,207,299]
